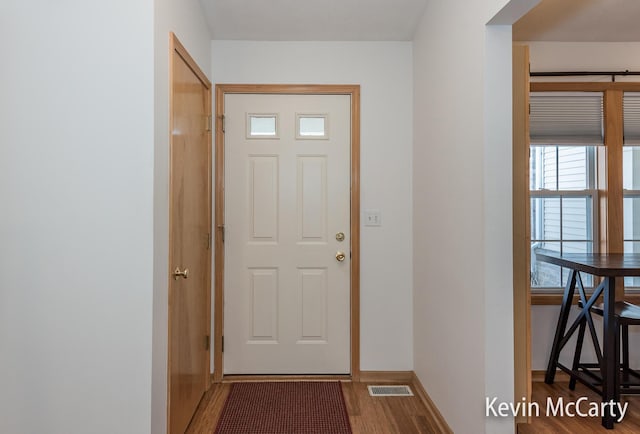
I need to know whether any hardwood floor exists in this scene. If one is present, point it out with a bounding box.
[186,381,440,434]
[518,382,640,433]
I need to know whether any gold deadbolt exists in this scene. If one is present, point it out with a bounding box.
[173,267,190,280]
[336,232,345,242]
[336,251,346,262]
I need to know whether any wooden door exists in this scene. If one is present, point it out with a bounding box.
[167,34,211,434]
[223,93,351,374]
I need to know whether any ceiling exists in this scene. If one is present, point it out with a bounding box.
[514,0,640,42]
[200,0,428,41]
[201,0,640,43]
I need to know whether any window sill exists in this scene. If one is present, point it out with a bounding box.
[532,292,640,305]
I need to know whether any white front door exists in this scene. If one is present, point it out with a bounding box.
[224,93,351,374]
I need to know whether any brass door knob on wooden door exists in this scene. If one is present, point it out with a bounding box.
[336,252,346,262]
[173,267,189,280]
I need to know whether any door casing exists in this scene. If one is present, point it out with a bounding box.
[213,84,361,382]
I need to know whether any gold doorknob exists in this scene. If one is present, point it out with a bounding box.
[336,252,346,262]
[173,267,189,280]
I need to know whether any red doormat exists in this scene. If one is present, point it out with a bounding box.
[214,382,352,434]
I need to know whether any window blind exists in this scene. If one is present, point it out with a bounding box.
[530,92,604,146]
[624,92,640,145]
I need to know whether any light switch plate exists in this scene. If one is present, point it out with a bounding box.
[364,209,382,226]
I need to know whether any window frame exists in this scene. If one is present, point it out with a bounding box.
[529,144,600,292]
[526,82,640,305]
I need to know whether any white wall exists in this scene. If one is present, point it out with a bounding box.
[0,1,155,433]
[211,41,414,371]
[484,24,518,434]
[413,4,485,432]
[152,1,211,433]
[0,1,211,432]
[526,42,640,371]
[412,0,530,432]
[527,42,640,81]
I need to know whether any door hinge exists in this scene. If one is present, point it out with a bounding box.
[218,224,225,243]
[206,115,212,132]
[205,335,210,351]
[221,336,224,353]
[207,232,211,250]
[220,114,226,133]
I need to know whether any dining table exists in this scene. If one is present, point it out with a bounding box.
[538,252,640,429]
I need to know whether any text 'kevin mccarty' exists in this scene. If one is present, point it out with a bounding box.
[485,397,629,423]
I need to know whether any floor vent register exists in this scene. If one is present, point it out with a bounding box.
[367,385,414,397]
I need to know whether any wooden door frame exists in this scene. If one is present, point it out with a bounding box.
[213,84,361,382]
[167,32,212,431]
[512,44,640,427]
[512,44,531,425]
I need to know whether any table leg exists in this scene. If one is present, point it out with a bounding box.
[601,276,618,429]
[545,269,577,384]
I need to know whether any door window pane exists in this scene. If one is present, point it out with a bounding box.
[296,114,328,139]
[247,114,278,138]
